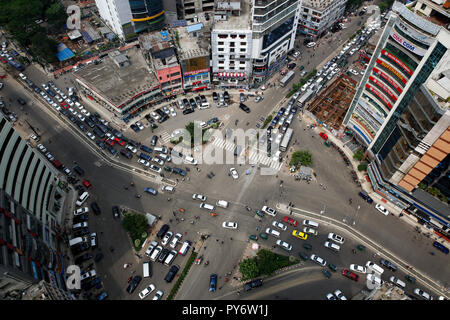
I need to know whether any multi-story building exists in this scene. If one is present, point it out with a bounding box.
[140,32,184,97]
[343,1,450,233]
[176,23,212,92]
[94,0,165,40]
[22,280,74,300]
[211,1,253,88]
[298,0,347,38]
[0,115,70,297]
[181,0,215,20]
[74,47,162,120]
[251,0,303,85]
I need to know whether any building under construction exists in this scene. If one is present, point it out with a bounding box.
[307,74,358,130]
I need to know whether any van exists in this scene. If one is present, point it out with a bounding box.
[150,246,162,261]
[302,219,319,228]
[143,261,151,278]
[177,99,184,109]
[76,191,90,206]
[158,153,171,162]
[365,261,384,275]
[389,276,406,288]
[178,240,191,256]
[184,155,198,165]
[73,165,84,176]
[164,250,177,266]
[154,146,167,154]
[216,200,229,209]
[200,203,215,211]
[69,237,88,247]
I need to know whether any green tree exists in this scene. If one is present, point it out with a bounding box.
[353,149,364,161]
[290,150,312,166]
[45,3,67,29]
[122,213,148,240]
[30,32,58,63]
[239,258,260,280]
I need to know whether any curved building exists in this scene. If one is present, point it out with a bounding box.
[129,0,165,33]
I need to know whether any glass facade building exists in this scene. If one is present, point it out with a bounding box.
[129,0,165,33]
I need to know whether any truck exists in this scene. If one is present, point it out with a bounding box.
[279,71,295,87]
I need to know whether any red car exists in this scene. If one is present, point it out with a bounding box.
[82,179,92,189]
[319,132,328,140]
[60,102,69,109]
[283,216,298,227]
[114,138,125,146]
[342,269,359,281]
[104,138,115,146]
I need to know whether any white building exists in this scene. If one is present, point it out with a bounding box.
[211,0,253,88]
[94,0,133,40]
[298,0,347,38]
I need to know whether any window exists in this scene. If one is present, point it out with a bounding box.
[230,42,235,47]
[240,48,246,52]
[421,3,426,10]
[230,48,235,53]
[218,42,224,45]
[240,42,246,46]
[218,48,224,52]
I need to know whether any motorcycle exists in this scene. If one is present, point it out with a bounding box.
[135,194,141,198]
[204,260,209,267]
[246,206,252,211]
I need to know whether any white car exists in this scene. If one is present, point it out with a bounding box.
[42,83,49,91]
[310,254,326,266]
[151,112,160,120]
[152,157,164,166]
[161,185,174,193]
[261,206,277,217]
[229,168,239,179]
[375,204,389,216]
[367,273,383,286]
[145,241,158,256]
[77,114,85,121]
[170,233,182,248]
[276,240,292,251]
[152,290,163,300]
[37,144,46,153]
[72,222,88,230]
[161,231,173,246]
[272,221,287,231]
[139,284,156,300]
[106,132,115,140]
[306,42,316,48]
[81,109,90,116]
[326,293,337,300]
[192,193,206,201]
[389,276,406,288]
[350,264,367,273]
[80,270,96,281]
[222,221,238,229]
[169,107,177,117]
[126,145,138,153]
[19,73,27,80]
[334,289,347,300]
[138,159,150,167]
[303,227,318,236]
[63,167,72,175]
[136,122,145,130]
[328,233,345,244]
[149,165,161,173]
[414,288,433,300]
[86,132,95,140]
[73,206,88,216]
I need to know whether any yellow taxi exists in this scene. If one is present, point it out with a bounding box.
[292,230,308,240]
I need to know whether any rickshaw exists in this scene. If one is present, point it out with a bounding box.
[249,235,258,241]
[178,208,185,213]
[195,255,203,265]
[210,212,217,217]
[255,210,264,218]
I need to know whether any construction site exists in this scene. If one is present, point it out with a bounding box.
[307,74,358,130]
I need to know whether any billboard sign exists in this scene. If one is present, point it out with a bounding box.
[389,30,426,56]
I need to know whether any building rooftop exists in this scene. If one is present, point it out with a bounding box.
[412,188,450,221]
[213,0,251,30]
[302,0,342,10]
[369,282,411,300]
[176,25,210,61]
[153,52,179,70]
[139,31,172,52]
[74,47,159,107]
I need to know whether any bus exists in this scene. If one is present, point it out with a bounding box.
[8,60,24,71]
[298,89,314,107]
[280,128,293,152]
[279,71,295,87]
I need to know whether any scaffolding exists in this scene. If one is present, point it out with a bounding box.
[307,74,357,130]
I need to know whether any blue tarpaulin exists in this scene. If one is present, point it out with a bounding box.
[186,23,203,33]
[81,30,93,43]
[56,43,75,61]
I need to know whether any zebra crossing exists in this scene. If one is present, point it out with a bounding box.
[160,131,171,144]
[210,137,283,171]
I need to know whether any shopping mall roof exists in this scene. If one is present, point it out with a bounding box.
[74,48,158,107]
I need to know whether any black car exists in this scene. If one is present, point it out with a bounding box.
[107,145,118,156]
[157,224,169,239]
[73,214,89,223]
[145,114,154,123]
[71,242,90,255]
[75,253,92,265]
[200,95,207,103]
[379,258,397,271]
[182,108,194,115]
[96,140,106,149]
[151,135,158,146]
[158,248,170,263]
[94,253,103,263]
[244,279,263,291]
[112,206,120,219]
[183,98,190,108]
[17,98,26,105]
[89,115,99,124]
[195,96,202,107]
[73,227,90,237]
[212,92,218,101]
[84,118,95,128]
[155,109,165,117]
[288,62,296,69]
[223,91,230,101]
[164,265,179,283]
[189,98,197,108]
[126,275,142,294]
[158,114,169,123]
[91,202,101,215]
[82,277,101,290]
[120,149,132,159]
[239,103,251,113]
